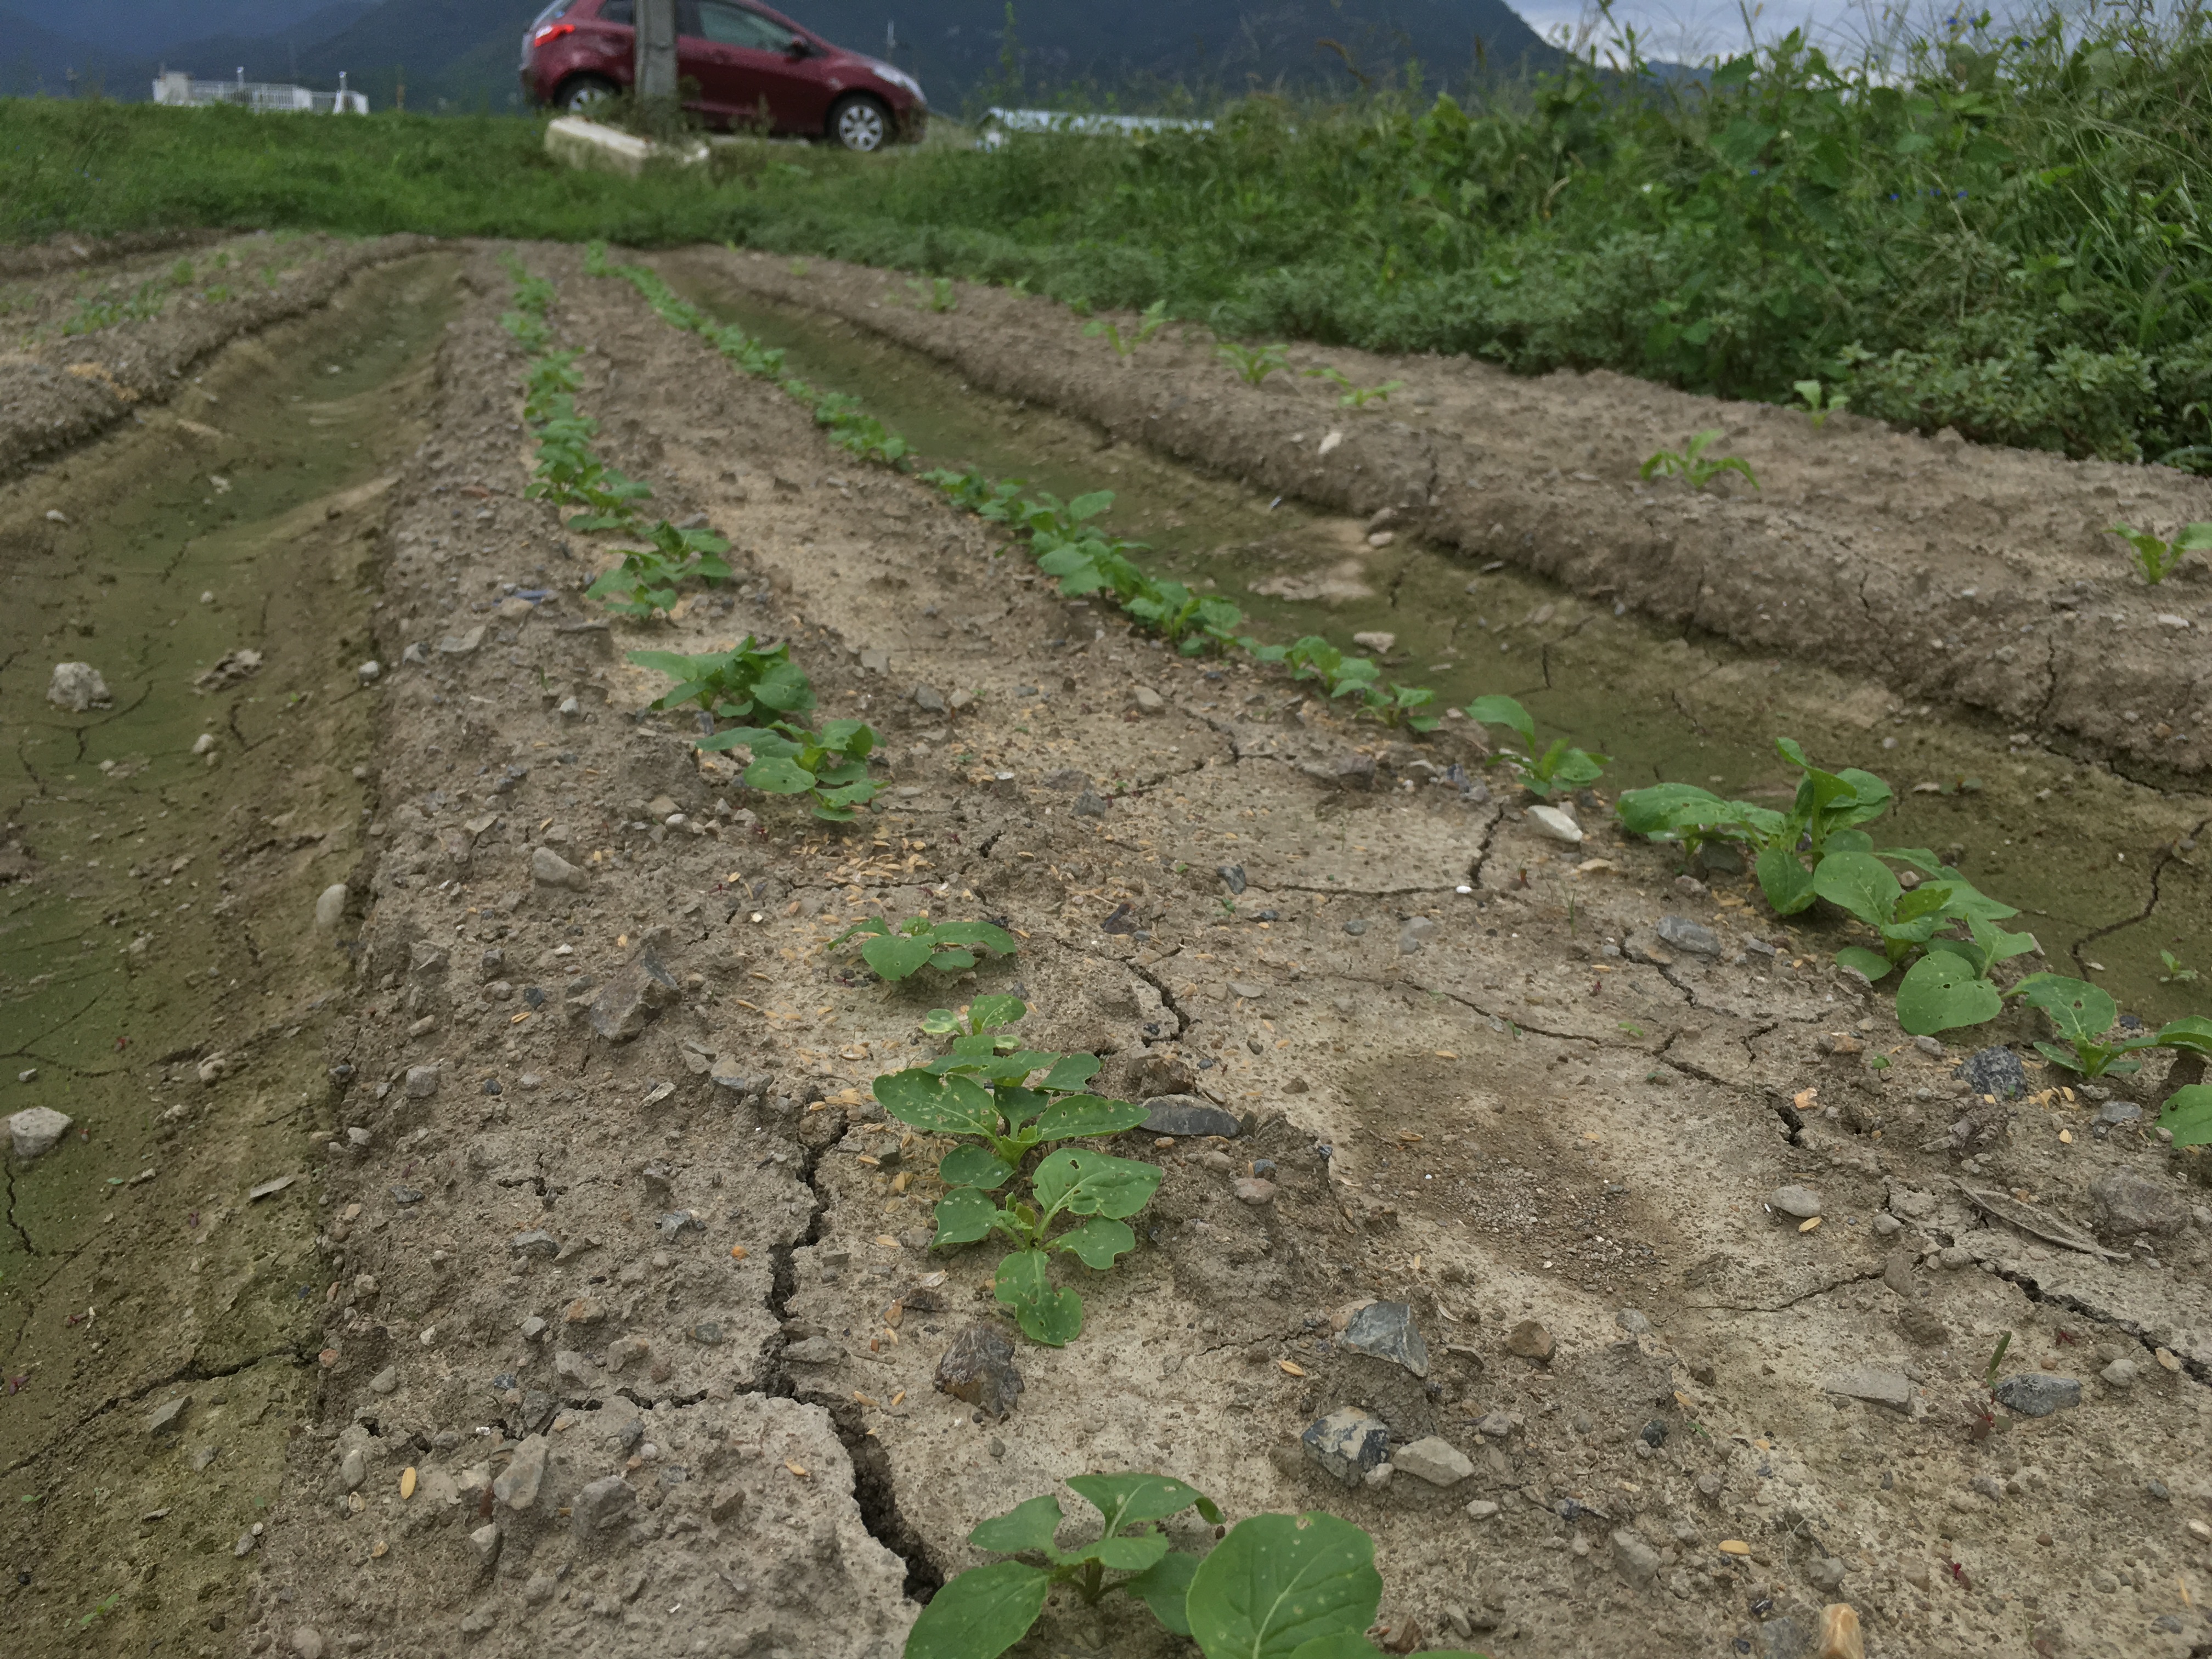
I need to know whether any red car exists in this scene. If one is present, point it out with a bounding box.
[521,0,926,150]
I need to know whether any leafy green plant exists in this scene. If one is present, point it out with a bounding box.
[2010,975,2156,1076]
[1792,379,1849,427]
[78,1592,121,1630]
[1462,694,1606,797]
[832,915,1018,981]
[1084,299,1169,359]
[1895,911,2041,1034]
[904,1473,1221,1659]
[2108,520,2212,585]
[2159,1084,2212,1147]
[628,637,814,721]
[1640,429,1758,492]
[586,521,733,616]
[871,998,1153,1345]
[2160,950,2199,984]
[697,716,880,821]
[1304,365,1404,407]
[1216,341,1289,386]
[907,1486,1488,1659]
[909,275,959,313]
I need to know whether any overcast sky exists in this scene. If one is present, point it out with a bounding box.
[1506,1,2073,64]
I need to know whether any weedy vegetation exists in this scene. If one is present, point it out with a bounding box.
[1083,298,1169,359]
[1305,365,1405,407]
[1216,341,1289,386]
[2107,520,2212,584]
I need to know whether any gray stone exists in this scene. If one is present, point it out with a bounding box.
[290,1630,325,1659]
[467,1520,501,1562]
[2101,1358,2139,1389]
[368,1367,398,1396]
[232,1531,257,1556]
[523,1571,557,1606]
[1464,1499,1500,1520]
[1302,1409,1391,1487]
[2096,1100,2143,1126]
[2091,1167,2187,1237]
[1822,1365,1913,1412]
[145,1395,191,1436]
[1073,789,1110,817]
[1474,1410,1515,1440]
[1767,1184,1824,1220]
[494,1435,549,1510]
[437,627,486,656]
[1132,685,1165,713]
[314,882,348,930]
[1525,804,1582,843]
[572,1475,635,1539]
[1758,1615,1810,1659]
[1614,1309,1652,1335]
[1393,1436,1475,1487]
[1611,1528,1662,1581]
[1957,1046,2027,1100]
[1341,1300,1430,1378]
[1398,916,1441,955]
[46,662,111,712]
[1657,915,1721,956]
[709,1054,755,1092]
[912,685,946,714]
[935,1323,1024,1421]
[8,1106,72,1161]
[1882,1248,1918,1299]
[1227,979,1267,1000]
[588,947,681,1043]
[1140,1096,1242,1138]
[1232,1177,1277,1205]
[404,1064,439,1099]
[1690,840,1743,876]
[531,846,585,889]
[1807,1556,1847,1592]
[509,1229,560,1259]
[1993,1372,2082,1418]
[785,1336,844,1365]
[1504,1320,1554,1361]
[340,1447,366,1491]
[519,1315,548,1342]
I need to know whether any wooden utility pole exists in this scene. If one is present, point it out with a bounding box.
[635,0,678,99]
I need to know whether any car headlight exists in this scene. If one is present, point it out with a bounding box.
[872,64,924,103]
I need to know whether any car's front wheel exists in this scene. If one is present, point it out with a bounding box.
[556,75,618,115]
[829,95,890,153]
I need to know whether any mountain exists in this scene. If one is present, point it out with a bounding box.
[3,0,1564,111]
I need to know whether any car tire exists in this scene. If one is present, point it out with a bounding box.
[829,95,890,153]
[556,75,619,115]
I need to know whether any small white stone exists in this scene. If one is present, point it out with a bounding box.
[1526,804,1583,844]
[314,883,348,930]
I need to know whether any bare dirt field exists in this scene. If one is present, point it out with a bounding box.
[3,236,2209,1659]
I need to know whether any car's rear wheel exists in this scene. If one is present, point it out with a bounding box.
[556,75,618,115]
[829,95,890,153]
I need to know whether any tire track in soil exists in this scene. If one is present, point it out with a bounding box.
[218,243,2212,1659]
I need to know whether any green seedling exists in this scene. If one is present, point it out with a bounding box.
[2107,521,2212,585]
[1304,365,1405,407]
[832,915,1018,981]
[585,520,732,615]
[1462,694,1606,797]
[1895,911,2041,1034]
[2011,974,2152,1076]
[1792,379,1849,427]
[1083,299,1169,360]
[872,1000,1154,1345]
[1215,341,1289,387]
[920,995,1029,1048]
[2160,950,2199,984]
[1184,1511,1487,1659]
[1640,429,1759,492]
[908,275,959,313]
[1814,851,1961,982]
[78,1592,121,1630]
[628,637,813,722]
[805,390,912,466]
[904,1473,1222,1658]
[2158,1084,2212,1148]
[1983,1331,2012,1389]
[697,717,879,821]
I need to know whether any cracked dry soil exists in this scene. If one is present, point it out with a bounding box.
[3,239,2210,1659]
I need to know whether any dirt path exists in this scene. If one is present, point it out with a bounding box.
[658,247,2212,789]
[153,242,2208,1659]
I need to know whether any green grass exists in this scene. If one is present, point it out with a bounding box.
[11,2,2212,464]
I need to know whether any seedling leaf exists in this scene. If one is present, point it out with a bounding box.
[969,1493,1064,1555]
[1055,1216,1138,1268]
[932,1187,1001,1245]
[2156,1084,2212,1148]
[995,1249,1084,1345]
[1897,951,2005,1034]
[903,1560,1054,1659]
[1119,1550,1202,1636]
[1186,1511,1383,1659]
[939,1144,1018,1190]
[1032,1095,1151,1141]
[1030,1148,1164,1220]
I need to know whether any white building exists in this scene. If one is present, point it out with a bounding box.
[153,69,368,114]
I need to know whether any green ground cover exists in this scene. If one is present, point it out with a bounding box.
[8,4,2212,462]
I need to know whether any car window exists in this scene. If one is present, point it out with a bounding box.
[594,0,632,21]
[530,0,574,26]
[695,0,797,49]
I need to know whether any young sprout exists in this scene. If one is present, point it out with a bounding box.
[2108,521,2212,585]
[1215,341,1289,387]
[1640,430,1759,492]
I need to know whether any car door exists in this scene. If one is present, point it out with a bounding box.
[690,0,827,133]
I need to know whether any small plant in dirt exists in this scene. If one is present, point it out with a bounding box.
[1083,299,1169,360]
[2107,520,2212,585]
[1792,379,1848,427]
[586,521,733,616]
[627,637,814,721]
[2160,950,2199,984]
[832,915,1017,981]
[1812,851,2028,1014]
[1893,911,2041,1034]
[2009,977,2212,1078]
[802,387,912,466]
[697,716,881,821]
[903,1473,1221,1658]
[871,996,1153,1345]
[1305,364,1404,407]
[1215,341,1289,386]
[1257,636,1435,727]
[907,1486,1492,1659]
[907,275,959,313]
[1640,429,1758,492]
[924,467,1028,522]
[1463,694,1606,797]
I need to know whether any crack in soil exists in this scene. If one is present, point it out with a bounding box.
[1702,1264,1889,1313]
[1,1343,312,1477]
[2067,811,2212,975]
[1993,1268,2212,1389]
